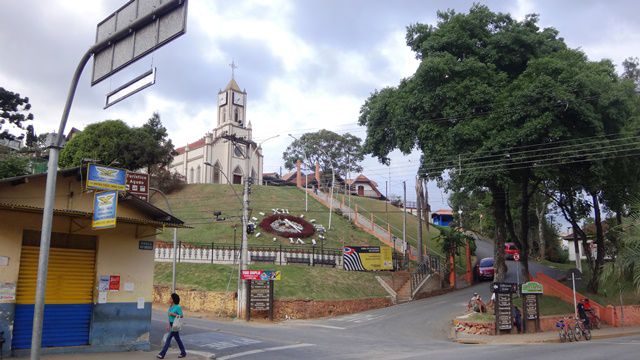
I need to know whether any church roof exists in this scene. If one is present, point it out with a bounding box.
[224,78,242,92]
[175,137,206,155]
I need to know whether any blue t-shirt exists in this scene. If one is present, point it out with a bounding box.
[168,304,183,323]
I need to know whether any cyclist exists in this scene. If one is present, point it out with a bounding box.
[577,299,590,329]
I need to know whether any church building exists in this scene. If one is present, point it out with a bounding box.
[169,74,263,185]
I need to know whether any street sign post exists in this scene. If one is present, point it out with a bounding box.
[31,1,188,358]
[492,282,517,334]
[243,270,280,321]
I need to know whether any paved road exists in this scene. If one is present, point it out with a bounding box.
[149,234,614,359]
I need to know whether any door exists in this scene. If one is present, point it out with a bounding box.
[12,231,96,349]
[357,185,364,196]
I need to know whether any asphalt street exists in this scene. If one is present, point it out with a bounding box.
[150,236,638,359]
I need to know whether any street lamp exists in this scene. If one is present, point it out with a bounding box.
[287,134,310,212]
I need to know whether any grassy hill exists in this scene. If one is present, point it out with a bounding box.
[152,184,382,249]
[155,262,388,300]
[338,194,444,258]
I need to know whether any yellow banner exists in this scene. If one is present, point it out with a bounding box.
[343,246,393,271]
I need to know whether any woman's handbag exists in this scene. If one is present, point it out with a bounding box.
[171,316,183,332]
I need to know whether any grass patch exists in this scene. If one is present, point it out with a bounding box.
[152,184,382,249]
[155,262,389,300]
[345,196,442,255]
[538,259,576,272]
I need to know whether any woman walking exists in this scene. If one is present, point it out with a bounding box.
[157,293,187,359]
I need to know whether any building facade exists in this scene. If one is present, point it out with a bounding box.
[0,168,183,356]
[169,77,263,185]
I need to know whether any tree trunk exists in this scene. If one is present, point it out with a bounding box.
[491,185,508,282]
[518,175,531,281]
[588,193,605,294]
[537,201,546,260]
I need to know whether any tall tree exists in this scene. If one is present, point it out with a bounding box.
[359,5,567,281]
[0,87,34,141]
[283,129,364,178]
[60,117,175,172]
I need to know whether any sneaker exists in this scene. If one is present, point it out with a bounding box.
[156,355,164,359]
[178,354,187,358]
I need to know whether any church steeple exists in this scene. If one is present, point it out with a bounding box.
[217,61,247,128]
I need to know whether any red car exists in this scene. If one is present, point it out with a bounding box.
[474,257,495,281]
[505,242,520,260]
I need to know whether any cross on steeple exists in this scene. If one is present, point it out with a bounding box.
[229,60,238,79]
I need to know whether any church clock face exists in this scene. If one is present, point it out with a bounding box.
[218,92,227,106]
[233,92,244,106]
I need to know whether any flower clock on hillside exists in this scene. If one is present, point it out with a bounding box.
[259,214,315,238]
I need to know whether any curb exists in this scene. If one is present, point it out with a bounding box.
[452,328,640,345]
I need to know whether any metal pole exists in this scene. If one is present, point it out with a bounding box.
[402,181,407,260]
[239,147,251,319]
[416,176,423,262]
[572,273,577,318]
[150,188,177,293]
[329,167,334,230]
[305,172,308,212]
[31,48,92,360]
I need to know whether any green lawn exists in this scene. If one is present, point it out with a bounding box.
[513,295,575,316]
[151,184,381,249]
[344,195,442,256]
[155,262,389,300]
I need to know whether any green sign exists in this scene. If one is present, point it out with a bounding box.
[521,281,543,294]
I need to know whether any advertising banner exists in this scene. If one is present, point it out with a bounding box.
[126,171,150,201]
[87,164,126,191]
[241,270,281,281]
[92,190,118,229]
[343,246,393,271]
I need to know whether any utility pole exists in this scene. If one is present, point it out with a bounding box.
[150,188,178,292]
[416,176,423,262]
[402,181,407,263]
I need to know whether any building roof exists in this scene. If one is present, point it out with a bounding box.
[281,172,297,182]
[432,209,453,216]
[224,78,242,92]
[175,137,206,155]
[0,167,185,227]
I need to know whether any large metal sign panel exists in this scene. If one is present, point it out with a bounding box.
[343,246,393,271]
[241,270,281,281]
[92,0,188,85]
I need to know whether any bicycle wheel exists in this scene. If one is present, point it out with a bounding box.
[574,325,582,341]
[593,317,601,329]
[559,329,566,343]
[567,328,575,342]
[584,328,592,340]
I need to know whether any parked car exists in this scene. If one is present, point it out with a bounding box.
[505,242,520,260]
[474,257,495,281]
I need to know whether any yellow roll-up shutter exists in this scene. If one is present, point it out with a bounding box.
[16,246,95,305]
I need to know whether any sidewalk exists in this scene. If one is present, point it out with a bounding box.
[453,326,640,344]
[25,349,211,360]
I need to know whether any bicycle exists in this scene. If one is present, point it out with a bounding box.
[556,318,575,343]
[586,310,600,330]
[574,317,592,341]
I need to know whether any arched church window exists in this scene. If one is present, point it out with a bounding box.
[222,110,226,123]
[213,162,221,184]
[232,165,243,185]
[196,166,201,184]
[189,168,194,184]
[234,108,239,122]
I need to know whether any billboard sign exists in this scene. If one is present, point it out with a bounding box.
[126,171,150,201]
[521,281,544,294]
[343,246,393,271]
[92,190,118,229]
[87,164,127,191]
[241,270,281,281]
[92,0,188,85]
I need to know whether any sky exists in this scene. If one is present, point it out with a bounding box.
[1,0,639,212]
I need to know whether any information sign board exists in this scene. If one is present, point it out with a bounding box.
[92,190,118,229]
[241,270,281,281]
[491,282,518,294]
[521,281,544,294]
[138,240,154,250]
[87,164,126,191]
[126,171,150,201]
[524,294,539,320]
[496,293,513,330]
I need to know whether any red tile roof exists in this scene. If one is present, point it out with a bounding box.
[432,209,453,215]
[175,137,206,155]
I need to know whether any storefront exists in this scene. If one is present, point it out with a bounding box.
[0,168,183,356]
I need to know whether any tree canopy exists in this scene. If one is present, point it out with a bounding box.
[60,113,175,174]
[0,87,34,141]
[358,4,640,288]
[283,129,364,178]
